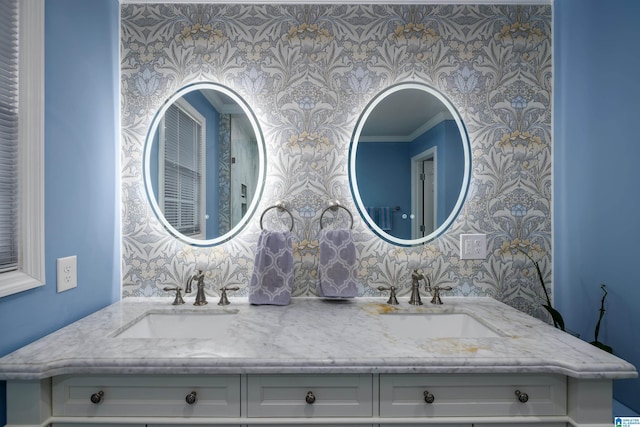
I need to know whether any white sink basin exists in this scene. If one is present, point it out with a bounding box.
[382,312,500,339]
[114,310,238,339]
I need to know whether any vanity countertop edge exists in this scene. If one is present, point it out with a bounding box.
[0,297,636,381]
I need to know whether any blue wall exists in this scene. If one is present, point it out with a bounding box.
[356,141,411,238]
[0,0,120,423]
[410,120,464,226]
[149,91,221,239]
[182,91,221,239]
[554,0,640,413]
[356,120,465,239]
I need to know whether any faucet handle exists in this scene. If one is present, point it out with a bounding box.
[377,286,399,305]
[163,286,185,305]
[430,285,453,305]
[218,286,240,306]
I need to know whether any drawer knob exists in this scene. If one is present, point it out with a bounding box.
[185,391,197,405]
[90,391,104,404]
[515,389,529,403]
[423,390,435,404]
[305,391,316,404]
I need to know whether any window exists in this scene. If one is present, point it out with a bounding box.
[0,0,45,298]
[159,99,206,239]
[0,1,20,274]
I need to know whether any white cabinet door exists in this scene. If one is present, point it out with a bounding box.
[380,374,566,418]
[474,424,566,427]
[52,375,241,417]
[247,425,374,427]
[383,424,471,427]
[147,425,240,427]
[247,374,373,418]
[52,425,143,427]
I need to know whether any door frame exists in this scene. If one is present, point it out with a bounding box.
[411,146,437,240]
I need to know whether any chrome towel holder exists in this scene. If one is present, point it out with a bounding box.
[260,201,294,231]
[320,201,354,230]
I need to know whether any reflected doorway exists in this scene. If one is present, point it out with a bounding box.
[412,147,437,239]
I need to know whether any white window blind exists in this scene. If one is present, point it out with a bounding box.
[161,102,205,238]
[0,0,19,273]
[0,0,44,298]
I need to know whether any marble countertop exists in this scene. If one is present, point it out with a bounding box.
[0,297,636,380]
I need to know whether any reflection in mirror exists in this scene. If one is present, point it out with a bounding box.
[144,83,265,246]
[349,82,470,246]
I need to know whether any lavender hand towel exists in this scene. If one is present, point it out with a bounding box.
[317,229,359,298]
[249,230,294,305]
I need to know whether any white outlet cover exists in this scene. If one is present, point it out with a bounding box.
[460,234,487,260]
[57,255,77,292]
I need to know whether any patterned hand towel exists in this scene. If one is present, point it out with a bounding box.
[317,229,359,298]
[249,230,294,305]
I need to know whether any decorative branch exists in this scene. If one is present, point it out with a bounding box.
[590,284,613,354]
[518,248,565,331]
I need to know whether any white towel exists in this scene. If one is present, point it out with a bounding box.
[249,230,293,305]
[317,229,359,298]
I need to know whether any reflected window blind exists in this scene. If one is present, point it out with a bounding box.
[163,103,203,236]
[0,0,19,273]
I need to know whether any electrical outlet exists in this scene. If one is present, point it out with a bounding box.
[460,234,487,260]
[57,256,77,292]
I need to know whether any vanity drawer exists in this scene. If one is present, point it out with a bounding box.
[52,374,240,417]
[379,374,566,418]
[247,374,373,417]
[53,425,144,427]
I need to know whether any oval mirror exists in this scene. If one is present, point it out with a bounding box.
[349,82,471,246]
[144,82,265,246]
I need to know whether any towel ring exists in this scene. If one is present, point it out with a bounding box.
[260,202,294,232]
[320,202,354,230]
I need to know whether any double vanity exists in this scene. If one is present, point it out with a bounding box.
[1,297,636,426]
[4,4,631,426]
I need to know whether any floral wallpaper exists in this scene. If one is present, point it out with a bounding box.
[121,4,553,320]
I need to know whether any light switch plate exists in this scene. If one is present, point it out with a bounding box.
[57,256,77,292]
[460,234,487,260]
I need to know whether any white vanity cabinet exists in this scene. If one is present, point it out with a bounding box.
[7,372,615,426]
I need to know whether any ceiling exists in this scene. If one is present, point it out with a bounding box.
[359,88,453,143]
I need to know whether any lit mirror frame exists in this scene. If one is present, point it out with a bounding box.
[143,82,266,247]
[349,82,471,246]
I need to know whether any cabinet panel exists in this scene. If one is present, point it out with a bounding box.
[52,425,143,427]
[247,374,373,418]
[474,424,566,427]
[247,425,374,427]
[383,424,470,426]
[52,374,240,417]
[380,374,566,418]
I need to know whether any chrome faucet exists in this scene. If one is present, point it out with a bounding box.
[185,269,208,306]
[409,269,425,305]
